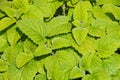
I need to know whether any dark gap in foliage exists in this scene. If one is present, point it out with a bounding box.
[0,10,6,19]
[45,32,71,39]
[99,5,103,8]
[16,13,24,20]
[85,71,90,75]
[0,23,16,35]
[44,17,53,22]
[36,72,40,75]
[27,38,38,46]
[71,46,83,57]
[115,48,120,54]
[16,27,28,42]
[0,30,6,35]
[64,3,69,16]
[0,52,3,58]
[88,34,100,40]
[90,0,97,6]
[72,77,82,80]
[70,0,80,5]
[105,13,118,22]
[52,46,72,52]
[54,6,63,17]
[34,54,50,61]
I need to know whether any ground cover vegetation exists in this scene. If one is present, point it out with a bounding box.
[0,0,120,80]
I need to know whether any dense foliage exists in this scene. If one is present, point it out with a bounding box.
[0,0,120,80]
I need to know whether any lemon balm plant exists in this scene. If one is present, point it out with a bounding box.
[0,0,120,80]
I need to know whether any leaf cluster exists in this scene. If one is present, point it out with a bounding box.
[0,0,120,80]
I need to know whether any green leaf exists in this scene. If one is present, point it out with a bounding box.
[16,52,33,68]
[91,71,111,80]
[69,66,85,79]
[72,28,88,45]
[0,59,8,72]
[33,0,62,18]
[73,1,92,27]
[53,66,69,80]
[46,16,72,37]
[4,64,22,80]
[0,11,5,18]
[23,39,37,53]
[36,60,45,74]
[0,1,11,11]
[88,19,107,37]
[71,0,79,4]
[102,53,120,75]
[95,36,118,58]
[106,22,120,39]
[44,56,56,79]
[45,49,78,79]
[78,36,95,55]
[51,37,71,50]
[2,42,23,64]
[3,7,15,19]
[55,50,78,69]
[21,5,43,20]
[102,4,120,20]
[35,74,47,80]
[80,53,94,70]
[89,56,103,73]
[52,50,79,80]
[7,26,20,46]
[17,19,47,45]
[96,0,120,6]
[12,0,29,13]
[34,45,52,56]
[20,60,37,80]
[92,6,111,21]
[0,17,16,31]
[0,34,9,52]
[82,75,91,80]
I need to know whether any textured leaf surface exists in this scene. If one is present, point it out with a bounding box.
[96,0,120,6]
[35,74,47,80]
[21,5,43,20]
[0,59,8,72]
[90,71,111,80]
[17,19,47,45]
[2,43,23,64]
[72,28,88,45]
[80,53,94,70]
[33,0,62,17]
[16,52,33,68]
[23,39,37,53]
[95,36,118,58]
[73,1,92,27]
[0,17,16,31]
[89,56,103,73]
[88,19,107,37]
[102,4,120,20]
[102,54,120,75]
[51,37,71,50]
[70,66,85,79]
[45,50,78,79]
[34,45,52,56]
[0,34,9,52]
[20,60,37,80]
[3,7,15,18]
[74,1,92,22]
[7,26,20,46]
[46,16,72,37]
[12,0,29,13]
